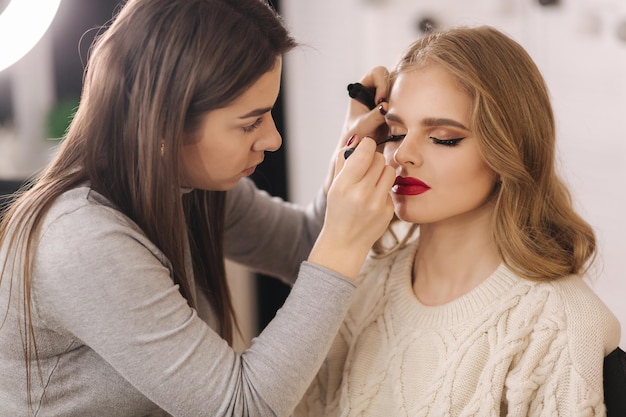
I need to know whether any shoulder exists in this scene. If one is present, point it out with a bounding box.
[32,188,175,322]
[547,276,621,355]
[38,186,168,267]
[40,186,149,244]
[523,275,621,389]
[42,186,139,234]
[556,276,621,394]
[513,273,620,352]
[499,272,619,399]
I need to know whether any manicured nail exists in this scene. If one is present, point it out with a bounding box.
[346,134,356,146]
[378,104,387,116]
[343,147,355,159]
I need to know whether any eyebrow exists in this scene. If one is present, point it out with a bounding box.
[239,107,273,119]
[385,113,470,131]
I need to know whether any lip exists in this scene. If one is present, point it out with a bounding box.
[243,166,256,176]
[392,176,430,196]
[243,160,264,176]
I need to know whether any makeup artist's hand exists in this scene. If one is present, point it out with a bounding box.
[324,66,390,194]
[341,66,390,140]
[309,137,394,281]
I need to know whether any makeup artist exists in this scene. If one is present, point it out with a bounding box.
[0,0,394,415]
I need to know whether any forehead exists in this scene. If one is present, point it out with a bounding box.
[234,58,282,102]
[391,64,465,96]
[388,65,473,124]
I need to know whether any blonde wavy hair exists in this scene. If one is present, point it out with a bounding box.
[373,26,595,281]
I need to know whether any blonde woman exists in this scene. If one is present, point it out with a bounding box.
[296,25,620,416]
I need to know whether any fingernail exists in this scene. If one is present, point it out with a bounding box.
[378,104,387,116]
[344,147,355,159]
[346,134,356,146]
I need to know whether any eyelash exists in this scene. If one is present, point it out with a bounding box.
[378,134,464,147]
[429,136,464,147]
[242,117,263,133]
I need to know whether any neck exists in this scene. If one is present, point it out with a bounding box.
[412,202,501,306]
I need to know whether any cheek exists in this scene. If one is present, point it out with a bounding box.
[180,144,204,184]
[454,160,496,199]
[180,142,223,186]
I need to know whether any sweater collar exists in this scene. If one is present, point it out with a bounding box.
[386,240,520,327]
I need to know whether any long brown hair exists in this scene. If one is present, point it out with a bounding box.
[375,26,595,281]
[0,0,296,399]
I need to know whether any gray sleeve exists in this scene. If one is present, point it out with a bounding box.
[224,178,326,284]
[32,204,353,417]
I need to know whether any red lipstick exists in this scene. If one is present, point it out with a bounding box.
[393,176,430,196]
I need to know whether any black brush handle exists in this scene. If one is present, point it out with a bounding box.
[347,83,376,110]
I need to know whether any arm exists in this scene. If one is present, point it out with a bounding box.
[224,177,326,284]
[32,200,356,417]
[34,136,395,416]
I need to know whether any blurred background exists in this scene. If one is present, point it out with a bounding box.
[0,0,624,349]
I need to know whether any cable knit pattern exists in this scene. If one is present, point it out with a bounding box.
[294,239,621,417]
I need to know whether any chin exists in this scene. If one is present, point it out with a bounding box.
[187,179,235,192]
[218,178,242,191]
[394,207,430,225]
[393,203,413,222]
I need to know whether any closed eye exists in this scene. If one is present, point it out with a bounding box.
[429,136,464,147]
[242,117,263,133]
[377,134,405,146]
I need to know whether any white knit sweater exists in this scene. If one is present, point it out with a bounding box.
[294,239,621,417]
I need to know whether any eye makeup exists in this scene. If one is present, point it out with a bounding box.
[428,136,464,147]
[344,134,404,159]
[377,134,405,145]
[376,134,465,147]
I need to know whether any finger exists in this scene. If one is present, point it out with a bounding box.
[337,137,378,182]
[334,134,364,177]
[354,107,387,138]
[338,134,364,161]
[345,147,392,203]
[359,66,389,89]
[352,154,395,226]
[359,66,390,103]
[365,162,395,223]
[375,163,396,197]
[359,151,389,189]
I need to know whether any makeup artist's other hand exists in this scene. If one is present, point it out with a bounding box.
[341,65,389,142]
[309,137,394,281]
[324,66,390,194]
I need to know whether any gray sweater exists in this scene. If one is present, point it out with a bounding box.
[0,178,356,416]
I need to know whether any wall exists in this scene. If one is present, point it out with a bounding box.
[281,0,626,346]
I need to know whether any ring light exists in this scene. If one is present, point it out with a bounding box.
[0,0,62,72]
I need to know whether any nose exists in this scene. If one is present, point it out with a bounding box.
[252,117,282,152]
[392,134,422,167]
